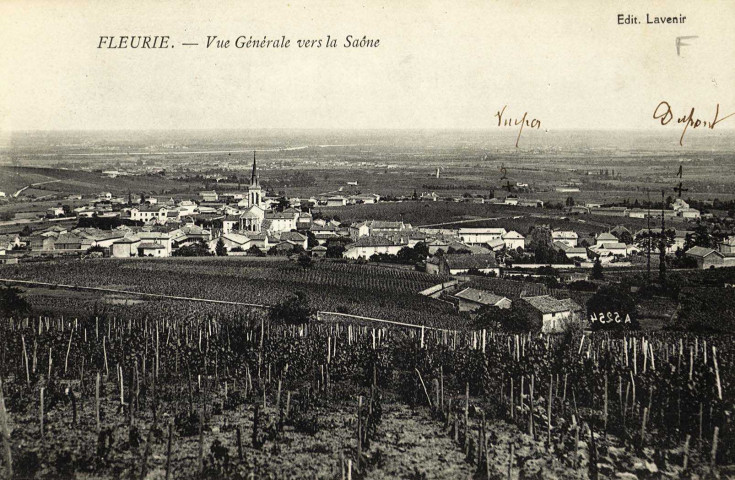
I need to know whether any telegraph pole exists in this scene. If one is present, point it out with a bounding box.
[659,189,667,282]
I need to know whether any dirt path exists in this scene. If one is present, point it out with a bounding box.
[363,403,475,480]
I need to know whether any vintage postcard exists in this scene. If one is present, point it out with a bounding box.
[0,1,734,478]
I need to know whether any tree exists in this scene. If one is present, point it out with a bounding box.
[586,285,639,330]
[0,286,30,317]
[685,223,714,249]
[591,258,604,280]
[618,231,633,245]
[247,244,265,257]
[269,291,313,324]
[306,231,318,249]
[173,240,213,257]
[297,253,313,269]
[565,196,575,207]
[215,238,228,256]
[474,302,540,333]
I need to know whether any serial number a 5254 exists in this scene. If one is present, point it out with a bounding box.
[590,312,632,324]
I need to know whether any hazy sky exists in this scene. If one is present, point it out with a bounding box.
[1,0,734,132]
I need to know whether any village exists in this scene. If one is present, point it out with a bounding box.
[1,153,733,268]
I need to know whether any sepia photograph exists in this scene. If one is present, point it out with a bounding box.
[0,0,734,478]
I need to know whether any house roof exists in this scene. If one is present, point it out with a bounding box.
[368,220,404,229]
[454,288,509,306]
[134,205,167,213]
[138,242,165,250]
[552,231,578,239]
[685,246,719,258]
[115,236,141,244]
[596,232,617,241]
[265,212,298,220]
[502,231,525,239]
[280,232,306,242]
[351,236,400,247]
[443,254,498,270]
[524,295,580,314]
[595,242,627,249]
[458,228,506,234]
[220,233,251,245]
[486,238,505,248]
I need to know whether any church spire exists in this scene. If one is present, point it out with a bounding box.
[250,150,259,187]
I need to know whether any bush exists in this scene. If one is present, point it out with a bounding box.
[586,285,639,330]
[269,291,313,324]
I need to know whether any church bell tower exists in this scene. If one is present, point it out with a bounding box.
[248,151,262,208]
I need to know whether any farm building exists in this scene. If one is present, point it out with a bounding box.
[366,220,407,236]
[502,231,525,250]
[278,231,308,250]
[137,231,172,255]
[453,287,512,312]
[521,296,582,333]
[426,254,500,276]
[326,196,347,207]
[130,205,169,223]
[589,242,627,258]
[137,242,167,257]
[685,246,735,269]
[311,245,327,258]
[111,236,141,257]
[343,236,403,260]
[551,231,578,247]
[719,236,735,255]
[265,211,298,233]
[200,191,219,202]
[457,228,506,245]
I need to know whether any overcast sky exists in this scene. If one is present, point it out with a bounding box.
[1,0,734,132]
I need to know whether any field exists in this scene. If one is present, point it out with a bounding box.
[3,129,735,206]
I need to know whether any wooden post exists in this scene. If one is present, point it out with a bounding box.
[509,377,514,420]
[711,427,719,468]
[40,387,45,440]
[197,412,204,475]
[95,373,101,433]
[236,426,243,461]
[640,407,648,448]
[529,374,535,438]
[547,374,552,446]
[64,329,73,375]
[682,434,690,471]
[603,373,608,433]
[713,346,722,400]
[165,421,173,480]
[0,379,13,479]
[356,396,362,473]
[507,443,514,480]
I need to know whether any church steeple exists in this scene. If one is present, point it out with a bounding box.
[250,150,259,187]
[247,150,262,208]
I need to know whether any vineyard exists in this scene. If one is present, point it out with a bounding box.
[0,258,462,330]
[0,302,733,478]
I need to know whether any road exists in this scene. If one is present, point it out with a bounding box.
[12,179,61,197]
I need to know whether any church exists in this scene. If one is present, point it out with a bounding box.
[238,151,266,232]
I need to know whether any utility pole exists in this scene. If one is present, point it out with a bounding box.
[659,189,667,282]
